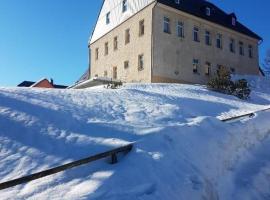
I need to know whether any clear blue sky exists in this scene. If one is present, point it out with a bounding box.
[0,0,269,86]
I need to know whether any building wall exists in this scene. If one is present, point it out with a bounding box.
[90,0,155,44]
[90,3,155,83]
[33,79,54,88]
[152,4,260,84]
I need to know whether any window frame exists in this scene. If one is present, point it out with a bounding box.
[138,54,144,71]
[193,27,200,42]
[163,17,171,34]
[177,21,184,38]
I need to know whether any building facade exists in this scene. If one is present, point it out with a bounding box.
[89,0,262,84]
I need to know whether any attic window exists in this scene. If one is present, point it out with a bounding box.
[232,17,236,26]
[122,0,128,13]
[106,12,110,24]
[206,7,211,16]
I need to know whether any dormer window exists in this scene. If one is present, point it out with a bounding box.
[106,12,110,24]
[122,0,128,13]
[232,17,236,26]
[175,0,180,4]
[206,7,211,16]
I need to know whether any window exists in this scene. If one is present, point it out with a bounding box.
[193,27,200,42]
[206,7,211,16]
[104,42,109,55]
[248,45,253,58]
[175,0,180,4]
[230,38,235,53]
[232,17,236,26]
[216,33,222,49]
[125,29,130,44]
[106,12,110,24]
[239,41,244,56]
[95,48,99,60]
[163,17,171,34]
[193,59,199,73]
[104,70,108,77]
[139,20,145,36]
[124,60,129,69]
[113,36,118,51]
[205,62,211,75]
[138,54,144,71]
[205,30,211,45]
[177,21,184,38]
[122,0,128,13]
[113,67,117,79]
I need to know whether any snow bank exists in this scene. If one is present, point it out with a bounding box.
[0,82,270,199]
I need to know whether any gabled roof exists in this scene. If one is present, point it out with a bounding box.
[157,0,262,40]
[17,81,35,87]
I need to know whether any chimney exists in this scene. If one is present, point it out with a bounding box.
[50,78,54,86]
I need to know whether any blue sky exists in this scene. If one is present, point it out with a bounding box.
[0,0,269,86]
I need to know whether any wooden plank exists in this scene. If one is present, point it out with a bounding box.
[0,144,133,191]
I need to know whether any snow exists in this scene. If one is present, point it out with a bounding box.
[0,77,270,199]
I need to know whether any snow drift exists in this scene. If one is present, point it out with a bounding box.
[0,80,270,199]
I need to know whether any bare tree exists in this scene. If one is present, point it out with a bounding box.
[263,49,270,76]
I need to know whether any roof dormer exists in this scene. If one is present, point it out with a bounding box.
[229,13,237,26]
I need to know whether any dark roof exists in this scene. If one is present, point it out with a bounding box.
[17,81,35,87]
[17,80,68,89]
[157,0,262,40]
[53,84,68,89]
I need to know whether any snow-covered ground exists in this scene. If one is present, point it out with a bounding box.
[0,76,270,199]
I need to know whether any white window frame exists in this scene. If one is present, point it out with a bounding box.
[177,21,184,38]
[106,12,110,24]
[163,17,171,34]
[122,0,128,13]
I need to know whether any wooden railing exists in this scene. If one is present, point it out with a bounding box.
[221,107,270,122]
[0,144,133,191]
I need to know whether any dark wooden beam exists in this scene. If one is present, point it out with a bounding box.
[0,144,133,191]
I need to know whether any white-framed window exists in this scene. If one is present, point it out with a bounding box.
[239,41,244,56]
[232,17,236,26]
[122,0,128,13]
[104,42,109,55]
[138,54,144,71]
[230,38,235,53]
[95,48,99,60]
[206,7,211,16]
[248,45,253,58]
[113,36,118,51]
[205,30,211,45]
[139,19,145,36]
[124,60,129,69]
[193,27,199,42]
[163,17,171,34]
[216,33,222,49]
[193,59,199,73]
[125,28,130,44]
[205,62,211,75]
[113,67,117,79]
[177,21,184,38]
[106,12,110,24]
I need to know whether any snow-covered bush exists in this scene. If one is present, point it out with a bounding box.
[207,66,235,95]
[106,81,123,89]
[233,79,251,100]
[208,66,251,99]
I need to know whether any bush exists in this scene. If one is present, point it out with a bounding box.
[233,79,251,100]
[207,67,251,100]
[106,81,123,89]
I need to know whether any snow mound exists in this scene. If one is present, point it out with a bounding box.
[0,82,270,199]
